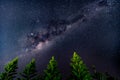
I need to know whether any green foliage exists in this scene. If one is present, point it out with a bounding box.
[0,57,18,80]
[92,66,118,80]
[0,52,118,80]
[70,52,92,80]
[44,56,62,80]
[93,71,118,80]
[20,58,37,80]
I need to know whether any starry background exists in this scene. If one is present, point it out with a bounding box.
[0,0,120,78]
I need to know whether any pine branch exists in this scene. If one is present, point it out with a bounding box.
[44,56,62,80]
[70,52,92,80]
[20,58,38,80]
[0,57,18,80]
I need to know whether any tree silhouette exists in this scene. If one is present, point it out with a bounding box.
[44,56,62,80]
[0,57,18,80]
[92,65,118,80]
[70,52,92,80]
[20,59,37,80]
[0,52,118,80]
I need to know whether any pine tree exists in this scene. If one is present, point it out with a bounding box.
[0,57,18,80]
[92,66,117,80]
[20,58,37,80]
[70,52,92,80]
[44,56,62,80]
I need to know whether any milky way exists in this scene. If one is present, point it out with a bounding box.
[0,0,120,78]
[23,0,108,52]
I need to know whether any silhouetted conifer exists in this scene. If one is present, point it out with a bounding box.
[20,59,37,80]
[44,56,62,80]
[92,66,118,80]
[70,52,92,80]
[0,57,18,80]
[0,52,119,80]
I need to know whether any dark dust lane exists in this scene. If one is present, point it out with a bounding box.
[18,0,120,78]
[0,0,120,78]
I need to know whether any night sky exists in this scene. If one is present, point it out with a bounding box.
[0,0,120,78]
